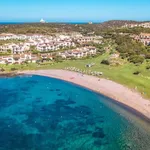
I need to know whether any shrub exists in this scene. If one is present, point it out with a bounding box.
[133,71,141,75]
[11,68,18,71]
[145,53,150,59]
[54,56,63,62]
[101,59,110,65]
[146,66,150,70]
[0,68,5,72]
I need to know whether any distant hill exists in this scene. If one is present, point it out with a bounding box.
[0,20,150,35]
[100,20,140,28]
[99,20,150,28]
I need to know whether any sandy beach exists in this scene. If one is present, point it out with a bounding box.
[21,69,150,120]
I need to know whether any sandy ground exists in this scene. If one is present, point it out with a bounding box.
[21,69,150,120]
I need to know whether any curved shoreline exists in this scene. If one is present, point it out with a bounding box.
[20,69,150,120]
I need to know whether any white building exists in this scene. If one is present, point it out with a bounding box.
[0,33,27,41]
[36,40,75,52]
[59,46,97,59]
[135,33,150,46]
[10,43,30,54]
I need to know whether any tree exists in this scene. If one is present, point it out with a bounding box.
[54,55,63,63]
[0,68,5,72]
[145,53,150,59]
[128,55,144,64]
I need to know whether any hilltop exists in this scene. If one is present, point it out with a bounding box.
[100,20,140,27]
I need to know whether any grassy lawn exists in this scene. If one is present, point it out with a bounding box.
[1,54,150,99]
[49,55,150,98]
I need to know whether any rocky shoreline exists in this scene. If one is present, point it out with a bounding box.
[0,72,23,77]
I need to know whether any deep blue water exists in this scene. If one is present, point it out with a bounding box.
[0,22,26,25]
[0,75,150,150]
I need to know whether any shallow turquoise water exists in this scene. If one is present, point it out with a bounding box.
[0,75,150,150]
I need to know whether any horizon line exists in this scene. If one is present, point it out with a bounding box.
[0,19,150,22]
[0,19,150,25]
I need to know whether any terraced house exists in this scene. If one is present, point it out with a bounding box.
[0,33,27,40]
[59,46,97,59]
[137,33,150,46]
[0,54,38,64]
[37,40,75,52]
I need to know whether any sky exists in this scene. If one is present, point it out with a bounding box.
[0,0,150,22]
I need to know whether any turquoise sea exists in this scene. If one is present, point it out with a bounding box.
[0,75,150,150]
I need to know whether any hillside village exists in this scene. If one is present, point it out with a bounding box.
[0,21,150,66]
[0,33,102,64]
[122,22,150,28]
[134,33,150,45]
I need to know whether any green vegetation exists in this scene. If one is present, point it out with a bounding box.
[0,52,11,56]
[0,39,25,45]
[110,35,150,64]
[114,27,150,34]
[0,21,142,35]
